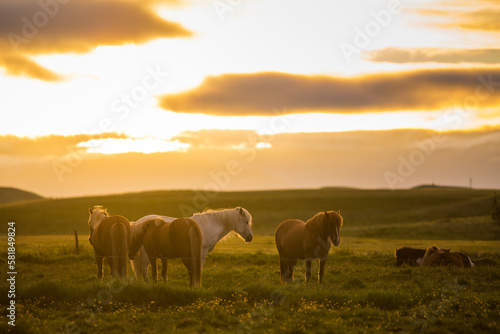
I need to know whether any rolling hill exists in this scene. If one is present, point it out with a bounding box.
[0,187,499,239]
[0,187,43,205]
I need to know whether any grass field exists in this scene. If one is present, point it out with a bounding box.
[1,188,500,333]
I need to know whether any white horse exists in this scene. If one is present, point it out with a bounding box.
[130,207,253,282]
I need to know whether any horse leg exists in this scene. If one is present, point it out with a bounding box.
[161,258,168,283]
[150,258,158,283]
[182,258,194,287]
[95,255,104,282]
[305,259,312,283]
[287,259,297,284]
[200,248,209,273]
[279,254,293,284]
[141,262,150,283]
[319,259,327,284]
[279,256,287,284]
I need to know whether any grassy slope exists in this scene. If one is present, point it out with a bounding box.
[1,188,499,333]
[0,187,43,205]
[0,187,498,239]
[1,236,499,334]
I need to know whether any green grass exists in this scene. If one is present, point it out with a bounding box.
[1,188,500,333]
[1,236,499,333]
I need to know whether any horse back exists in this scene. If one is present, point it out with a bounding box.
[275,219,308,259]
[91,215,131,255]
[169,218,201,256]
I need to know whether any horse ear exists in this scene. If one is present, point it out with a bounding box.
[89,208,93,215]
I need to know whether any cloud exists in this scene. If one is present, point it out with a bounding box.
[458,10,500,31]
[0,133,126,157]
[173,129,260,149]
[0,53,62,81]
[159,69,500,116]
[414,1,500,32]
[2,128,499,197]
[364,48,500,64]
[0,0,191,80]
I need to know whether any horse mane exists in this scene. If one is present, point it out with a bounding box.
[193,207,251,242]
[92,205,108,213]
[305,211,342,246]
[305,212,327,243]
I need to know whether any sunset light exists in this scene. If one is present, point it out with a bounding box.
[0,0,499,197]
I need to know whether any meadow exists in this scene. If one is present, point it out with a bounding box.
[1,188,500,333]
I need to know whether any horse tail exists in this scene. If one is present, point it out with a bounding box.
[111,222,129,279]
[189,225,203,287]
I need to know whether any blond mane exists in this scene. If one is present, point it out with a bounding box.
[193,207,252,242]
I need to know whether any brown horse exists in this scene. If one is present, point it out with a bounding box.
[128,217,203,287]
[88,206,131,281]
[275,211,343,284]
[421,246,465,267]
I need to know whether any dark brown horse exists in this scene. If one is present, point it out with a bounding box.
[129,217,203,287]
[88,206,131,281]
[395,247,426,266]
[275,211,343,284]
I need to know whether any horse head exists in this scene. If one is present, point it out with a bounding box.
[234,207,253,242]
[88,206,108,233]
[325,210,343,247]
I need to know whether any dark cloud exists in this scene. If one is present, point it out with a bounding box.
[364,48,500,64]
[0,0,191,80]
[159,69,500,115]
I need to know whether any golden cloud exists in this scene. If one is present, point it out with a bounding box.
[364,48,500,64]
[0,0,191,80]
[159,69,500,116]
[0,53,61,81]
[0,133,126,157]
[2,128,499,197]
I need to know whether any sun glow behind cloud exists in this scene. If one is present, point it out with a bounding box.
[77,137,190,154]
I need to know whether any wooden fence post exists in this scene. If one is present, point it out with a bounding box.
[75,229,79,255]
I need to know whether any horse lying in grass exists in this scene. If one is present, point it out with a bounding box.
[130,207,253,282]
[275,211,343,284]
[395,247,427,266]
[421,246,475,268]
[87,206,131,281]
[129,217,203,287]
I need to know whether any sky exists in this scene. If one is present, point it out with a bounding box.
[0,0,499,197]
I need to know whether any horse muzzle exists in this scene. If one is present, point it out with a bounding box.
[333,238,340,247]
[245,235,253,242]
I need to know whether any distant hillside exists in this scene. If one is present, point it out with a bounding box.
[413,184,468,189]
[0,187,43,205]
[0,188,498,239]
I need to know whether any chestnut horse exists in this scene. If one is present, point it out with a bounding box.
[130,207,253,282]
[275,211,343,284]
[88,206,131,281]
[129,217,203,287]
[421,246,475,267]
